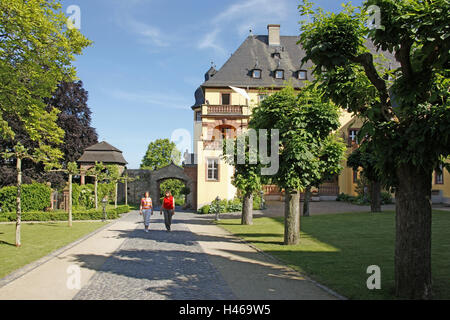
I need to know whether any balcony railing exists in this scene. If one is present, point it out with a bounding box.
[203,140,222,150]
[207,105,243,114]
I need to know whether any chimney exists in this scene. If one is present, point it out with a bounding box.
[267,24,280,46]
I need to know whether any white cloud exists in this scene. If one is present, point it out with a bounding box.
[198,28,226,54]
[110,1,170,48]
[124,17,169,48]
[198,0,289,54]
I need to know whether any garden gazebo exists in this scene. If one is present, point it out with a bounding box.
[77,141,128,185]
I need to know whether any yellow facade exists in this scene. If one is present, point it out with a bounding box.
[432,164,450,204]
[193,89,450,207]
[194,89,266,208]
[193,86,367,207]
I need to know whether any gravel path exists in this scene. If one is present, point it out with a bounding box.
[74,211,235,300]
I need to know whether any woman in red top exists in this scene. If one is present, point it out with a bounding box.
[160,190,175,231]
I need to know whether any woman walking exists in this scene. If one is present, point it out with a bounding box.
[160,190,175,232]
[140,192,153,232]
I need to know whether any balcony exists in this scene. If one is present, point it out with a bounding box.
[203,140,222,150]
[207,105,243,115]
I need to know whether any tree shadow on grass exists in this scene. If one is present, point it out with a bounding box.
[0,240,15,247]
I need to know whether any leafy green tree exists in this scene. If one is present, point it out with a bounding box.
[160,179,184,199]
[250,86,344,244]
[0,0,91,160]
[141,139,181,170]
[223,134,264,225]
[347,140,382,212]
[298,0,450,298]
[0,81,98,189]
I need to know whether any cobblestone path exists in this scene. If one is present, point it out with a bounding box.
[74,211,235,300]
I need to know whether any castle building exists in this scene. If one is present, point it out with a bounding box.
[187,24,450,209]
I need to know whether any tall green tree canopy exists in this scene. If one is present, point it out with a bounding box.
[141,138,181,170]
[298,0,450,299]
[0,81,98,188]
[250,85,345,244]
[250,86,345,191]
[0,0,92,163]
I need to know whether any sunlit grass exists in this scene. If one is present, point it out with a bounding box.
[219,210,450,300]
[0,221,107,279]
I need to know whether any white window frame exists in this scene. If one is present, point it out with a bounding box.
[298,70,307,80]
[275,70,284,79]
[252,69,262,79]
[206,158,219,181]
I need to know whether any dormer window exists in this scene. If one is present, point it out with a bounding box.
[272,52,281,59]
[252,69,262,79]
[275,69,284,79]
[297,70,307,80]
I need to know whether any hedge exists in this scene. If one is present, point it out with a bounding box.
[0,205,130,222]
[197,195,263,214]
[0,183,51,212]
[72,183,115,209]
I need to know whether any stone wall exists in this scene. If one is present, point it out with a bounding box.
[118,164,198,209]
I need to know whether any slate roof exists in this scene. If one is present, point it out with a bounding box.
[78,141,128,165]
[201,35,398,89]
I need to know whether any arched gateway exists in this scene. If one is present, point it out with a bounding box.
[118,163,197,209]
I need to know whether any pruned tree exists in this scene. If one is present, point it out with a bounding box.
[106,164,121,209]
[86,162,107,210]
[250,86,344,244]
[223,133,264,225]
[347,140,382,212]
[298,0,450,298]
[1,143,61,246]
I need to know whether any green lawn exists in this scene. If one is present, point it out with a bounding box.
[0,221,107,279]
[219,210,450,300]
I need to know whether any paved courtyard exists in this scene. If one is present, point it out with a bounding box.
[0,210,338,300]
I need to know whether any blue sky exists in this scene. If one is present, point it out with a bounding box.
[62,0,363,169]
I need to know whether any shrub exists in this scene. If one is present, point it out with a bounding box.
[197,205,210,215]
[226,198,242,212]
[337,193,356,202]
[0,205,130,222]
[0,183,51,212]
[253,194,262,210]
[98,182,115,205]
[381,192,393,205]
[0,186,16,212]
[175,197,185,206]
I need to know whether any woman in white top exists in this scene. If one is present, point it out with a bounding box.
[140,192,153,232]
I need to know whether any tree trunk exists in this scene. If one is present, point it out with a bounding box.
[284,189,300,245]
[241,192,253,225]
[395,164,432,299]
[370,180,382,213]
[15,157,22,247]
[94,177,98,210]
[114,182,118,209]
[68,173,73,227]
[303,186,312,217]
